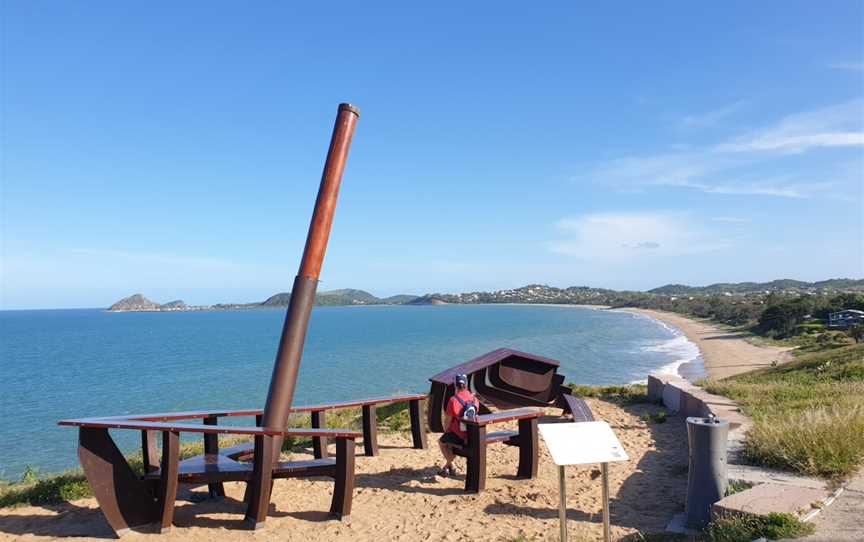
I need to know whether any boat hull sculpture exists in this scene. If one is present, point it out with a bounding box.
[427,348,594,433]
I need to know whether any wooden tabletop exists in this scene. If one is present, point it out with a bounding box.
[463,407,543,426]
[58,418,362,438]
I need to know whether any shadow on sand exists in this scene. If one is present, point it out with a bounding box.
[483,402,690,536]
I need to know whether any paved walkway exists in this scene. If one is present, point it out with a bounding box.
[779,473,864,542]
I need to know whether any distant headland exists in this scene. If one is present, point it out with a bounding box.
[107,278,864,312]
[107,290,421,312]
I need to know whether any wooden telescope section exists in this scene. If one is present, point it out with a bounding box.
[427,348,595,433]
[58,103,361,535]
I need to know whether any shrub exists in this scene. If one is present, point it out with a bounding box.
[639,410,668,424]
[743,404,864,480]
[568,384,652,404]
[0,472,91,507]
[704,513,814,541]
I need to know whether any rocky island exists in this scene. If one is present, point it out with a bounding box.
[108,294,189,312]
[107,290,420,312]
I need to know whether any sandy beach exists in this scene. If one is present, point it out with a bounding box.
[0,400,688,542]
[620,308,793,380]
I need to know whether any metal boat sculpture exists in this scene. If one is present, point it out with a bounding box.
[427,348,594,432]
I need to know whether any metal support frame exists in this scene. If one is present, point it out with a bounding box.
[557,462,611,542]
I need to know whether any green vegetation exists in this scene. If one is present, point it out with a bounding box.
[703,513,815,541]
[568,383,653,405]
[0,438,226,508]
[639,410,668,424]
[706,344,864,480]
[725,480,753,496]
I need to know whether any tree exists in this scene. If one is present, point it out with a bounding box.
[850,324,864,344]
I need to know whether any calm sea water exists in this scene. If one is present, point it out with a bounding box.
[0,304,701,479]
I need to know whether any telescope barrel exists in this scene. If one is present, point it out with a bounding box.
[262,103,360,431]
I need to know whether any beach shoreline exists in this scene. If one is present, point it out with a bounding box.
[618,308,794,380]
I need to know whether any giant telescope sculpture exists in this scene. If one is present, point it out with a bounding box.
[59,103,361,534]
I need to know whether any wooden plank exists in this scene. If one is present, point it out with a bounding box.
[289,393,428,412]
[409,398,427,449]
[311,411,329,459]
[464,407,542,426]
[361,404,378,456]
[560,394,595,423]
[66,393,427,423]
[203,416,226,498]
[329,437,355,519]
[95,409,264,422]
[59,418,361,438]
[158,431,180,533]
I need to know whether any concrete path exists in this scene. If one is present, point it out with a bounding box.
[780,473,864,542]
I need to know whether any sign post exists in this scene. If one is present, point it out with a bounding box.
[539,421,629,542]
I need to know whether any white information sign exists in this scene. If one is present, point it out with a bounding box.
[538,421,629,542]
[539,421,629,465]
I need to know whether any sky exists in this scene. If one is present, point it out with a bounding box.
[1,1,863,309]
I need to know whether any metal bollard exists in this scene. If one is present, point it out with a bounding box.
[685,414,728,528]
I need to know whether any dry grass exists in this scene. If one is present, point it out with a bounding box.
[706,344,864,480]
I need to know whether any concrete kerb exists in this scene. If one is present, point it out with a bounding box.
[648,373,841,531]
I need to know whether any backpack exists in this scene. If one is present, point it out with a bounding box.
[455,394,478,432]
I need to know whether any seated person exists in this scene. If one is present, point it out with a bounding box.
[438,373,478,476]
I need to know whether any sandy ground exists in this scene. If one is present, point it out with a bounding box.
[621,308,793,380]
[0,400,689,542]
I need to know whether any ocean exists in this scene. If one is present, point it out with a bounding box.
[0,304,702,479]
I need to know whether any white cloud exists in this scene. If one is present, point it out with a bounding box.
[591,151,830,198]
[829,62,864,72]
[547,212,728,262]
[715,100,864,153]
[679,100,748,129]
[587,100,864,199]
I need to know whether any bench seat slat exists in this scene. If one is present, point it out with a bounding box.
[144,454,338,484]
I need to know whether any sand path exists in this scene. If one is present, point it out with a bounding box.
[0,400,688,542]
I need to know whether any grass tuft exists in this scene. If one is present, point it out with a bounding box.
[640,410,668,424]
[703,512,814,541]
[568,384,653,405]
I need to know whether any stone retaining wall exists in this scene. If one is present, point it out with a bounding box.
[647,373,750,441]
[648,373,836,528]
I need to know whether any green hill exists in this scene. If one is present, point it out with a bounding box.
[260,289,417,307]
[649,278,864,295]
[316,289,380,306]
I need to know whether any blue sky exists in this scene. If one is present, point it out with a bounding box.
[2,2,863,309]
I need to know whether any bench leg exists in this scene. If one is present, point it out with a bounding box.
[141,430,160,474]
[203,417,226,498]
[330,437,355,519]
[361,404,379,456]
[409,399,427,449]
[245,435,275,529]
[465,425,487,493]
[158,431,180,533]
[78,428,160,536]
[311,411,330,459]
[516,417,539,479]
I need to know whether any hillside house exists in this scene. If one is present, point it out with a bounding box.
[827,309,864,329]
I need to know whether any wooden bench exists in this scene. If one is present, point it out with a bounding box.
[447,407,542,493]
[127,393,427,487]
[289,393,428,458]
[58,416,361,532]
